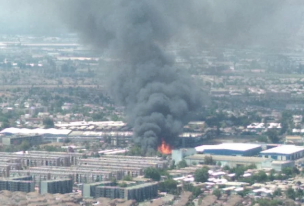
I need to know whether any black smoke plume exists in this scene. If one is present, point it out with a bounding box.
[55,0,304,155]
[57,0,204,155]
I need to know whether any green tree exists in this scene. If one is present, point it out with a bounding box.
[19,140,31,151]
[92,112,105,121]
[212,189,221,199]
[296,189,304,199]
[144,167,161,181]
[177,159,188,168]
[128,145,142,156]
[119,182,128,187]
[204,156,214,165]
[183,183,202,197]
[286,187,296,200]
[257,135,268,143]
[123,175,133,181]
[267,129,279,143]
[255,171,268,182]
[159,179,178,194]
[43,118,54,128]
[194,167,209,182]
[273,188,282,197]
[237,188,250,197]
[1,120,10,129]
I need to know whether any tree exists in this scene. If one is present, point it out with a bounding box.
[282,167,299,178]
[119,182,128,187]
[1,120,10,129]
[123,175,133,181]
[19,140,31,151]
[204,156,214,165]
[43,118,54,128]
[273,188,282,197]
[183,183,202,197]
[159,179,178,194]
[254,171,268,182]
[177,160,188,168]
[257,135,268,143]
[128,145,142,156]
[286,187,296,200]
[212,189,222,199]
[267,129,279,143]
[144,167,161,181]
[237,188,250,197]
[92,112,105,121]
[194,167,209,182]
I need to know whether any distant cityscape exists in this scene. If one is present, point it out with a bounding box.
[0,33,303,205]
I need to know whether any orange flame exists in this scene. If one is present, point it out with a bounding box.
[158,139,172,155]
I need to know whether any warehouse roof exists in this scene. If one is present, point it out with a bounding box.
[186,154,269,163]
[0,128,71,135]
[195,143,261,152]
[260,145,304,155]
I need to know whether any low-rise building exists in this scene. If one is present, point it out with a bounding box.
[39,178,73,194]
[2,135,42,146]
[185,154,272,169]
[95,182,158,202]
[195,143,262,156]
[285,136,303,144]
[260,145,304,161]
[0,176,34,193]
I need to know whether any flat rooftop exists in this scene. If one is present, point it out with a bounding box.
[0,128,71,135]
[195,143,261,152]
[186,154,269,163]
[260,145,304,155]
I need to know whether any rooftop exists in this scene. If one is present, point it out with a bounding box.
[0,128,71,135]
[186,154,270,163]
[260,145,304,155]
[195,143,261,152]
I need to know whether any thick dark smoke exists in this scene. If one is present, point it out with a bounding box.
[57,0,204,155]
[4,0,304,154]
[55,0,304,154]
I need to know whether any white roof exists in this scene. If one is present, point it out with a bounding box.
[234,188,244,192]
[210,171,226,176]
[195,143,261,152]
[0,128,71,135]
[55,121,126,127]
[252,188,273,194]
[260,145,304,155]
[243,173,252,177]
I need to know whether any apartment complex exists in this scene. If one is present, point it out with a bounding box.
[83,181,158,202]
[0,176,34,193]
[40,179,73,194]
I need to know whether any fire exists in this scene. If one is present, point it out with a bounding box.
[158,139,172,155]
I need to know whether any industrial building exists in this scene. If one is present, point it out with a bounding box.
[0,176,34,193]
[260,145,304,161]
[195,143,262,156]
[179,133,204,147]
[172,148,196,163]
[0,128,72,142]
[2,135,42,146]
[39,179,73,194]
[185,154,272,169]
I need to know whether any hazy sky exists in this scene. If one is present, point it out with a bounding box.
[1,0,304,48]
[0,0,63,34]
